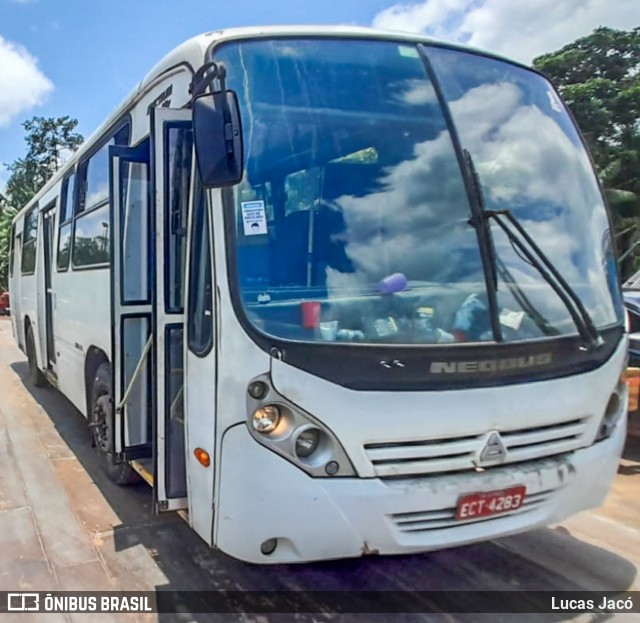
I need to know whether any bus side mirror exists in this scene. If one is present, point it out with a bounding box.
[193,91,243,188]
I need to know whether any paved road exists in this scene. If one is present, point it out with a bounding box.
[0,316,639,622]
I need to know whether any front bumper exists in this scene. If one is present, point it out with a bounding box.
[215,414,626,564]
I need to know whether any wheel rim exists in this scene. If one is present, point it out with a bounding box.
[92,394,113,452]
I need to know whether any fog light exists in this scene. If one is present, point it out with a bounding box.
[252,405,281,434]
[248,381,268,400]
[294,427,320,458]
[325,461,339,476]
[260,538,278,555]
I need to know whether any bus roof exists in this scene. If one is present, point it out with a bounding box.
[12,25,526,223]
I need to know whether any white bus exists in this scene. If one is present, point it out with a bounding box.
[9,26,628,564]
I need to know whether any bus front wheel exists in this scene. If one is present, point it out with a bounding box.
[26,325,46,388]
[90,363,139,486]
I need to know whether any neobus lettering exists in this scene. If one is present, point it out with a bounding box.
[430,354,553,374]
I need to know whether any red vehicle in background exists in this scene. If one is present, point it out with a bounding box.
[0,290,9,316]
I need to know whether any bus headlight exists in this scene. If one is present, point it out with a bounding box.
[294,427,321,458]
[246,375,356,477]
[252,405,281,434]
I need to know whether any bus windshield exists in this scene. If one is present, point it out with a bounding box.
[215,38,623,346]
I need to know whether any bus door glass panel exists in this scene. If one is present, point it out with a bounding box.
[154,112,192,508]
[165,325,186,498]
[121,315,151,447]
[109,141,152,458]
[42,205,56,366]
[166,124,193,312]
[121,161,150,303]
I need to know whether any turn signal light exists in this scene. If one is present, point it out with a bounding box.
[194,447,211,468]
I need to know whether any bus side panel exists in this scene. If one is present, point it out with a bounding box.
[20,268,39,365]
[54,268,111,416]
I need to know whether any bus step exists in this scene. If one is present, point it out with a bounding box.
[131,458,154,486]
[43,370,58,388]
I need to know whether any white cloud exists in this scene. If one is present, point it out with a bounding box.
[0,35,53,127]
[372,0,639,63]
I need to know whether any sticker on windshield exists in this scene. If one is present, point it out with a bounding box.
[398,45,420,58]
[241,200,268,236]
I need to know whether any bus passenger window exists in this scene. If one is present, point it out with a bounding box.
[21,206,38,275]
[71,124,129,268]
[78,142,111,215]
[72,207,110,267]
[187,189,213,356]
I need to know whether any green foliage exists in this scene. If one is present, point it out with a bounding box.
[4,116,83,208]
[0,202,17,290]
[533,27,640,194]
[0,116,83,289]
[534,27,640,278]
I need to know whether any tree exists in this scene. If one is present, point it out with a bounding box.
[0,116,83,289]
[4,116,83,207]
[533,28,640,203]
[534,27,640,277]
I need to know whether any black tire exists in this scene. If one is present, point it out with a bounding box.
[26,325,46,388]
[90,362,140,486]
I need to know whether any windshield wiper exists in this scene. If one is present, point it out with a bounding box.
[462,149,503,341]
[462,149,603,350]
[483,208,604,350]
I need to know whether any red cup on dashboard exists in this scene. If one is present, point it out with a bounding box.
[301,301,321,329]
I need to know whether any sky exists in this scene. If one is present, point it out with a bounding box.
[0,0,637,193]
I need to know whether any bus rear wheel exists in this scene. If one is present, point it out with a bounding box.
[26,325,46,388]
[90,362,140,486]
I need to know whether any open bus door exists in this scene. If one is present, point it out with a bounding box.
[109,140,154,465]
[150,108,192,512]
[109,110,191,513]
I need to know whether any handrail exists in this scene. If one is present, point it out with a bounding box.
[115,335,152,414]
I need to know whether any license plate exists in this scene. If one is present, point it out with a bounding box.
[455,485,526,520]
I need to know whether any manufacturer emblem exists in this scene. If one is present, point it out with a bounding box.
[479,431,507,463]
[379,359,405,369]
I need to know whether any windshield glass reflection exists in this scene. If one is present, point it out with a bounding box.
[215,38,623,346]
[429,48,624,340]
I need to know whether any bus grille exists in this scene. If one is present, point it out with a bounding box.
[364,417,590,478]
[389,488,555,533]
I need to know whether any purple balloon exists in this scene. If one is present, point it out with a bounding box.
[378,272,408,294]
